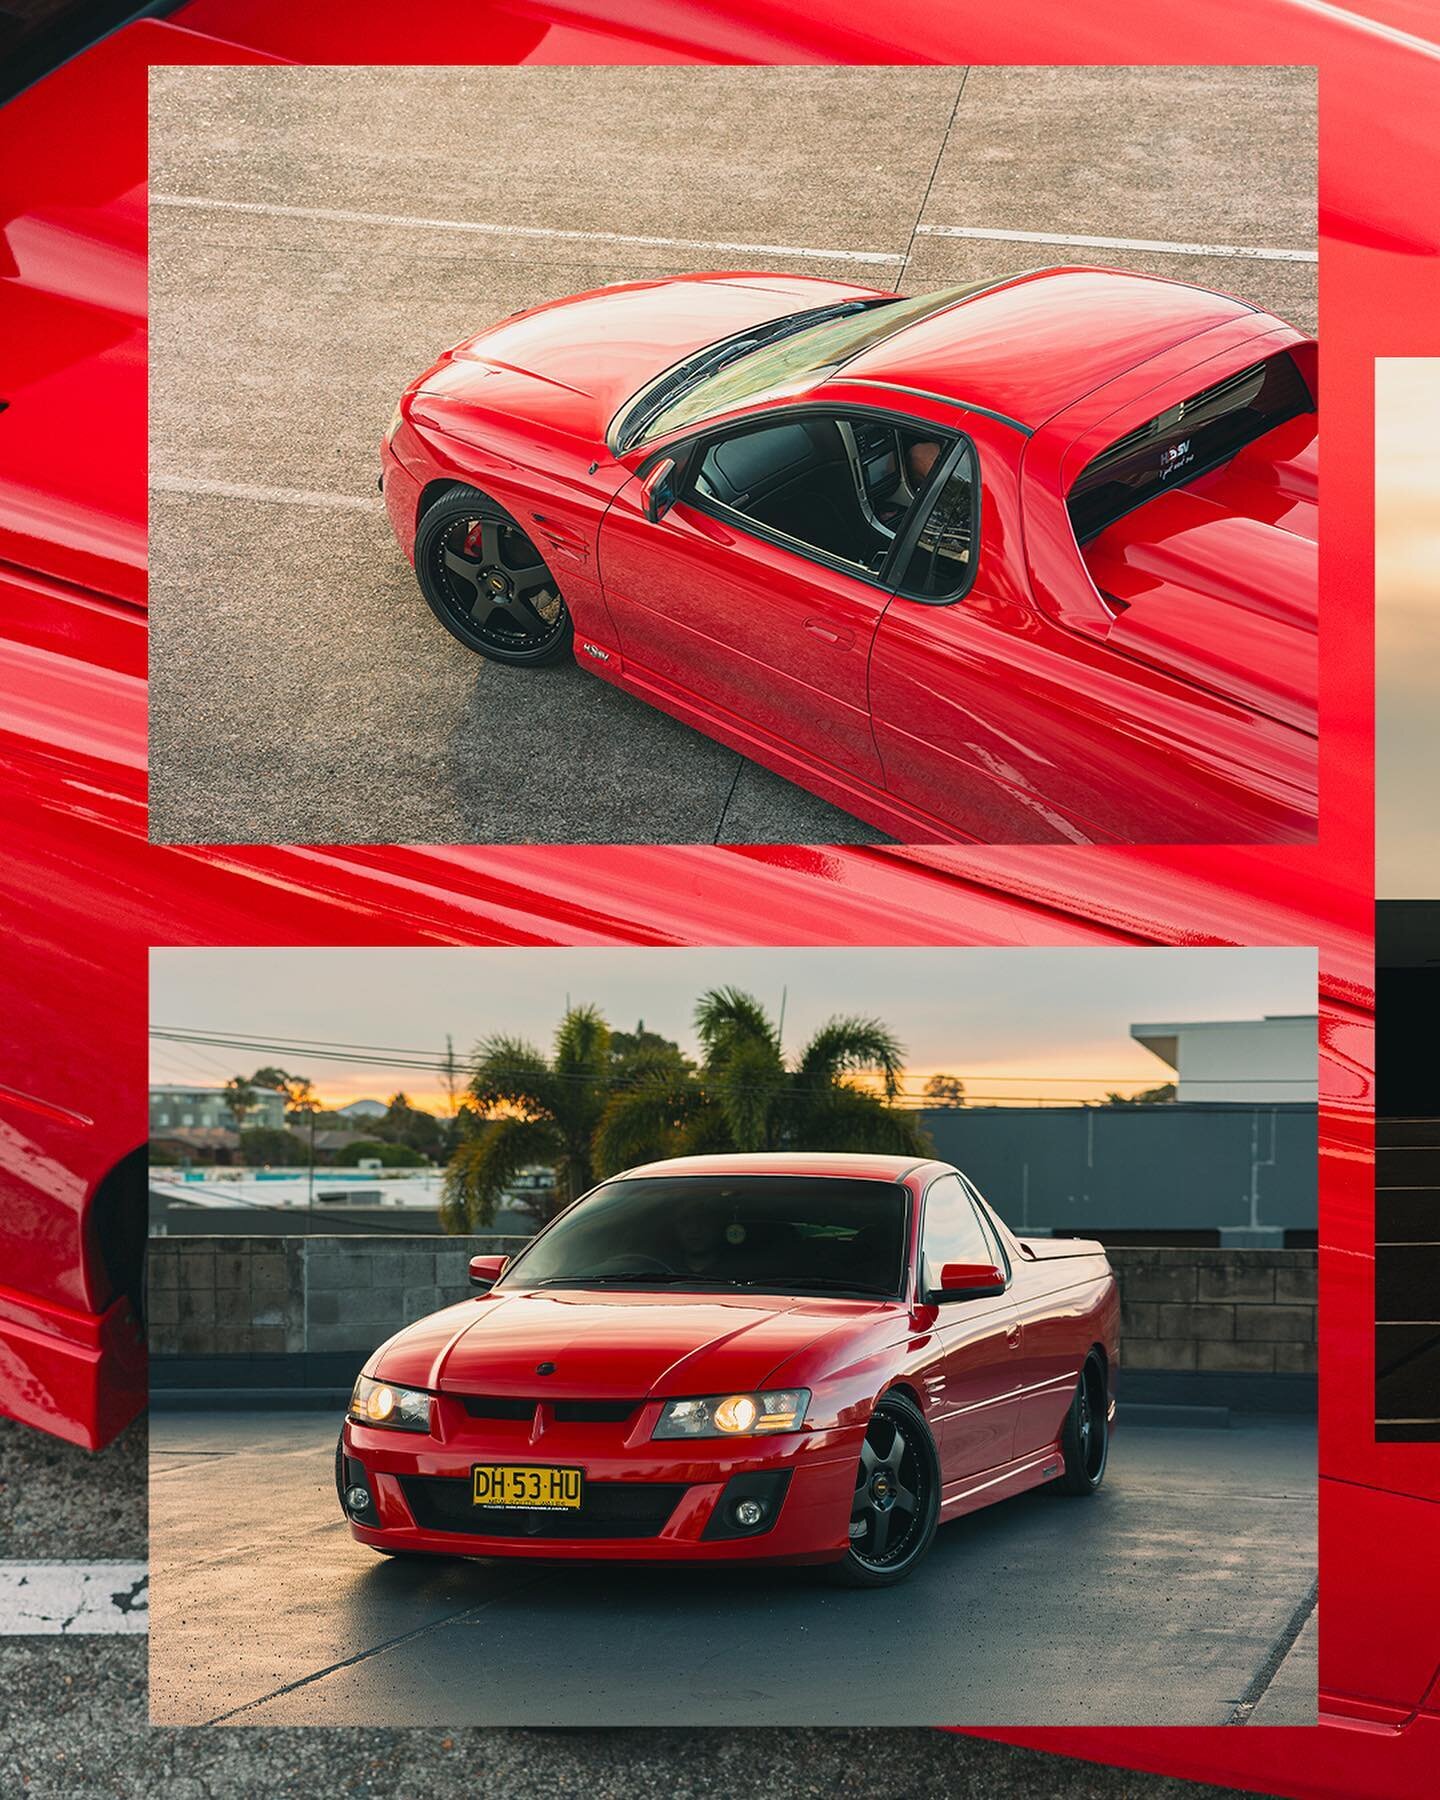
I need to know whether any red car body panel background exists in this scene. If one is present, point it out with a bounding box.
[389,268,1316,843]
[0,0,1429,1794]
[343,1156,1117,1562]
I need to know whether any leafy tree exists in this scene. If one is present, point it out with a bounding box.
[923,1072,967,1107]
[238,1126,309,1166]
[334,1137,426,1167]
[223,1075,257,1134]
[150,1135,206,1166]
[373,1091,444,1157]
[1102,1082,1177,1107]
[442,1005,613,1232]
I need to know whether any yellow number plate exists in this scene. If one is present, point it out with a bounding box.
[472,1464,584,1510]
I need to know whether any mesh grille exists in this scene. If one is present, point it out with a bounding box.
[457,1396,640,1424]
[399,1474,686,1539]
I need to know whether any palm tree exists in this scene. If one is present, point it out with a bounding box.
[594,987,929,1171]
[442,1004,614,1232]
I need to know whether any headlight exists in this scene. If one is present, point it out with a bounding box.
[383,402,404,445]
[652,1390,810,1439]
[349,1374,432,1433]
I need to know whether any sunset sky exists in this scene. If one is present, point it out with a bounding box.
[1377,357,1440,897]
[150,946,1316,1112]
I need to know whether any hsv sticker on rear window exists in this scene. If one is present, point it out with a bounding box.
[1066,352,1314,543]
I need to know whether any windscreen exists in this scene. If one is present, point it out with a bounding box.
[1066,351,1314,543]
[620,281,999,449]
[502,1175,909,1297]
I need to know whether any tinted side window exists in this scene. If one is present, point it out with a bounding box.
[920,1174,995,1294]
[1067,351,1314,543]
[895,443,978,599]
[691,416,885,572]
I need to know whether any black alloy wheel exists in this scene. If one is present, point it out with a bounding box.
[1054,1353,1109,1495]
[414,485,572,666]
[828,1390,940,1587]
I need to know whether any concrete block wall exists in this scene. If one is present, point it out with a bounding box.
[1109,1247,1316,1376]
[149,1238,1317,1409]
[148,1236,532,1361]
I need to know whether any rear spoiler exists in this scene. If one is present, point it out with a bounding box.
[1015,1237,1107,1261]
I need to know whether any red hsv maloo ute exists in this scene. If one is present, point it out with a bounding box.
[337,1153,1119,1586]
[381,266,1317,846]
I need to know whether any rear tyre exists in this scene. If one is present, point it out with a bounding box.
[826,1390,940,1588]
[1053,1353,1109,1495]
[413,484,572,666]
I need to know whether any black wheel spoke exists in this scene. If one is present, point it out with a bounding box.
[429,508,568,655]
[847,1403,932,1574]
[443,548,482,594]
[509,593,551,635]
[468,595,506,628]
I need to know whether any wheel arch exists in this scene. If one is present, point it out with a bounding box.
[416,476,498,536]
[84,1143,147,1323]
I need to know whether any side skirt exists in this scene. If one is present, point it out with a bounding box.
[937,1443,1063,1524]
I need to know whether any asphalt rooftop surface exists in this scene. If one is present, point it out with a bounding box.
[1,1407,1305,1795]
[149,65,1317,846]
[145,1409,1316,1731]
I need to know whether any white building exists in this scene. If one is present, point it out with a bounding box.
[149,1084,289,1133]
[1130,1015,1318,1103]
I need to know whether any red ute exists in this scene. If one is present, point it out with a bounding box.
[337,1153,1118,1585]
[383,268,1317,846]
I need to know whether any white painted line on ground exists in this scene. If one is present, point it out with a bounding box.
[915,223,1317,263]
[0,1561,148,1635]
[151,193,1317,268]
[150,474,382,512]
[150,194,906,266]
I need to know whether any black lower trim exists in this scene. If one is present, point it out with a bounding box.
[398,1474,688,1540]
[700,1469,793,1540]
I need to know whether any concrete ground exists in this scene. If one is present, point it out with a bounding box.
[0,1407,1289,1796]
[148,65,1316,846]
[147,1408,1316,1729]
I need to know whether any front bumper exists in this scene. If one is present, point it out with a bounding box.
[340,1406,863,1564]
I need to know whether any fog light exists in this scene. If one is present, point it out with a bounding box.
[346,1484,372,1514]
[733,1498,765,1528]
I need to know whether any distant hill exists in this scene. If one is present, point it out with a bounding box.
[337,1098,388,1118]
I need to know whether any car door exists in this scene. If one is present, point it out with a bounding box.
[916,1173,1024,1485]
[869,389,1315,844]
[595,411,900,790]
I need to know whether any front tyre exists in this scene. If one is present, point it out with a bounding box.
[826,1390,940,1588]
[1053,1353,1109,1495]
[414,484,572,666]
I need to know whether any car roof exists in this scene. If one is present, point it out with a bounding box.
[836,266,1258,432]
[616,1152,936,1182]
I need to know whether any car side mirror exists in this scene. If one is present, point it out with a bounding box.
[929,1260,1007,1302]
[469,1254,508,1290]
[639,457,677,523]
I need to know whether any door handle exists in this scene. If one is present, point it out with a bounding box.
[804,618,854,648]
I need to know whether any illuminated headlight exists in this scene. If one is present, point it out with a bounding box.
[349,1374,432,1433]
[653,1390,810,1439]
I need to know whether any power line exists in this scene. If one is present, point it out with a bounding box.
[148,1026,1308,1091]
